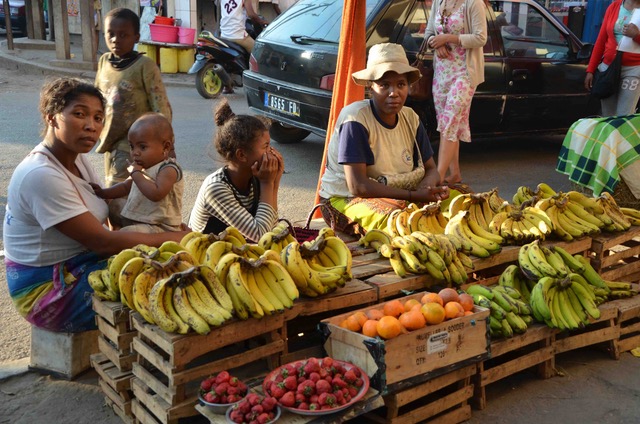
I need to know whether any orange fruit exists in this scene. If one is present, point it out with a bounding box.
[339,319,349,329]
[421,292,444,306]
[444,301,465,319]
[410,303,423,312]
[404,299,421,312]
[398,309,426,331]
[421,302,446,325]
[377,316,403,339]
[365,309,385,320]
[458,293,474,312]
[383,299,405,318]
[438,288,460,305]
[352,311,368,327]
[345,315,362,332]
[464,310,474,316]
[362,319,379,338]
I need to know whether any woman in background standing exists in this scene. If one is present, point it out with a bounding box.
[584,0,640,116]
[425,0,487,187]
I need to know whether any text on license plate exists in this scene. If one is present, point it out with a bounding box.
[264,93,300,117]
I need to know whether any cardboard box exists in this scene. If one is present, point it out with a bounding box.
[320,292,490,393]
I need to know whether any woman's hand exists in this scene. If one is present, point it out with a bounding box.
[623,23,640,39]
[413,185,450,203]
[584,72,593,91]
[252,150,279,183]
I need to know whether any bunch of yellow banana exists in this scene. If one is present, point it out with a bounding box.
[220,255,299,320]
[535,191,612,240]
[376,231,474,285]
[517,240,577,281]
[466,284,533,338]
[358,228,393,252]
[144,264,234,335]
[511,186,535,207]
[88,268,119,301]
[620,206,640,225]
[595,192,632,231]
[489,205,553,244]
[529,274,603,330]
[445,210,502,258]
[203,239,267,270]
[497,264,536,303]
[282,235,352,297]
[257,221,297,253]
[383,203,446,236]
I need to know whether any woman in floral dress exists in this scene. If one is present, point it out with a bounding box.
[425,0,487,186]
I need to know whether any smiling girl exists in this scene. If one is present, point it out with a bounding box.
[3,78,186,332]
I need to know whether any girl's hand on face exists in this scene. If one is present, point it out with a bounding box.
[270,147,285,175]
[253,152,279,182]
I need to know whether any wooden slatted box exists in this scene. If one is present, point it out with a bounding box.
[589,226,640,283]
[608,289,640,359]
[129,312,286,424]
[553,302,620,358]
[90,353,134,424]
[92,296,137,372]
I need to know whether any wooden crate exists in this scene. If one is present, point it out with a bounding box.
[554,302,620,357]
[590,226,640,283]
[609,291,640,359]
[280,279,378,363]
[130,312,286,424]
[472,324,557,410]
[91,353,134,422]
[92,296,137,372]
[364,364,476,424]
[321,293,490,394]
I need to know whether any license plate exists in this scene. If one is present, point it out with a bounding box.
[264,92,300,117]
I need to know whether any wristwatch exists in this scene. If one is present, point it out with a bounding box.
[377,176,387,185]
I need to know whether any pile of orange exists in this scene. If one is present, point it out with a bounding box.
[339,288,475,340]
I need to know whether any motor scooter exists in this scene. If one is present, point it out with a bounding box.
[188,30,250,99]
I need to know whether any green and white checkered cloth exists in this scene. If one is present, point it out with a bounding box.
[556,114,640,196]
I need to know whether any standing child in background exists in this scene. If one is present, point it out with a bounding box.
[188,99,284,242]
[92,113,184,233]
[95,7,172,189]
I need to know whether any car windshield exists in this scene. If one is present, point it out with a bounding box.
[261,0,385,44]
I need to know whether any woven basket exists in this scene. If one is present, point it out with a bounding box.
[570,179,640,209]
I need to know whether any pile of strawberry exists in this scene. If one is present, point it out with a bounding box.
[263,357,366,411]
[228,393,279,424]
[200,371,248,404]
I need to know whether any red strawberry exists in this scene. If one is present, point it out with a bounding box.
[343,370,357,384]
[318,368,329,379]
[227,386,238,396]
[309,394,319,404]
[303,357,321,375]
[308,372,320,382]
[203,392,216,403]
[297,380,316,397]
[355,377,364,388]
[332,376,347,390]
[283,375,298,391]
[239,400,252,414]
[251,404,264,415]
[318,392,336,407]
[335,364,347,375]
[200,377,214,391]
[309,402,320,410]
[322,357,334,369]
[348,386,358,397]
[257,413,270,424]
[229,409,244,423]
[214,382,229,396]
[280,391,296,407]
[295,392,307,405]
[321,404,334,410]
[284,363,298,377]
[215,371,230,384]
[269,382,285,399]
[262,396,278,411]
[352,367,361,378]
[229,376,239,387]
[315,379,331,394]
[298,402,309,410]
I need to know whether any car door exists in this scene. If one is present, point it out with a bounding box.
[398,0,507,137]
[492,0,592,134]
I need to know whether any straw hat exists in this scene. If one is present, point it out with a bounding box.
[352,43,421,86]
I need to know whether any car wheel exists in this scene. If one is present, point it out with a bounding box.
[269,121,311,144]
[195,63,223,99]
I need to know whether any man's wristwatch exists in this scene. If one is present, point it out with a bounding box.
[377,176,387,185]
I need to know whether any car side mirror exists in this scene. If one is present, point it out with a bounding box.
[577,43,593,61]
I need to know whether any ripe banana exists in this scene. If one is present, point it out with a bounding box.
[358,229,392,250]
[262,259,299,302]
[147,275,179,333]
[518,244,544,281]
[204,241,234,269]
[227,262,263,319]
[173,282,211,335]
[197,265,234,313]
[214,252,243,289]
[108,249,142,295]
[527,241,558,277]
[250,266,286,312]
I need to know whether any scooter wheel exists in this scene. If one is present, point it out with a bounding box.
[196,63,223,99]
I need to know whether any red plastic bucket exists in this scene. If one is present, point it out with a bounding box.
[178,27,196,45]
[149,23,179,43]
[154,16,175,26]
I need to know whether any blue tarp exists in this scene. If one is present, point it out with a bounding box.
[583,0,613,43]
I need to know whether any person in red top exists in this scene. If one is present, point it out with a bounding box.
[585,0,640,116]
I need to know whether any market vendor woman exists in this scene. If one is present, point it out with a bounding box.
[319,43,449,234]
[3,78,186,333]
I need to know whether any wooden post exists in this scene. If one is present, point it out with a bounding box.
[51,0,70,60]
[46,0,55,40]
[2,0,12,49]
[79,0,96,63]
[24,0,33,38]
[31,0,46,40]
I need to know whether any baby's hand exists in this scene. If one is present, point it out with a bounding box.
[89,182,104,198]
[126,160,143,175]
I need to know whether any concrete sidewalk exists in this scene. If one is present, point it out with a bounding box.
[0,34,193,88]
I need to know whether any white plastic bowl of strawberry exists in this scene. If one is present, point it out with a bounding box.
[199,371,249,414]
[226,393,281,424]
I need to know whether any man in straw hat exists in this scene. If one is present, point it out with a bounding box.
[318,43,449,235]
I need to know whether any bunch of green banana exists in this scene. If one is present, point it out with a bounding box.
[518,240,582,281]
[529,274,602,330]
[88,268,119,301]
[596,192,632,231]
[512,185,535,207]
[281,236,352,297]
[257,221,297,253]
[498,264,536,303]
[620,206,640,225]
[489,205,553,244]
[603,280,638,299]
[466,284,533,338]
[445,210,502,258]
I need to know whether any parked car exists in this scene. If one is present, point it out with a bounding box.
[0,0,27,36]
[243,0,597,144]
